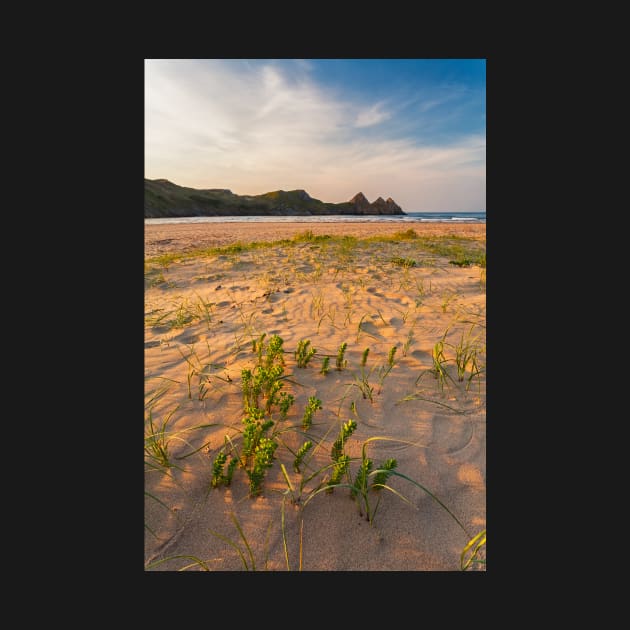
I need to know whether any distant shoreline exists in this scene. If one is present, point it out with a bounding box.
[144,220,485,258]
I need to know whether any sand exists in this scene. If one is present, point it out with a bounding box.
[144,221,486,571]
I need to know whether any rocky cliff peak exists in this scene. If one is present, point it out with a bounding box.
[385,197,403,213]
[349,192,371,211]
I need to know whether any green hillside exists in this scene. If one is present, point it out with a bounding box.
[144,179,404,217]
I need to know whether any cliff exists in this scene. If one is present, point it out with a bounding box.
[144,179,405,217]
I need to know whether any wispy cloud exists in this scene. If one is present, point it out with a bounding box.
[355,102,391,128]
[145,60,485,211]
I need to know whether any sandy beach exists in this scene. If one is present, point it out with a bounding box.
[144,221,486,258]
[144,221,486,571]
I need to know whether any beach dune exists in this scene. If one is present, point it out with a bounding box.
[144,221,486,571]
[144,221,486,257]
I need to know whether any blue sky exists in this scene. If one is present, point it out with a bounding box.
[145,59,485,212]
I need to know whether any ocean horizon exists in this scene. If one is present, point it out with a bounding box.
[145,211,486,226]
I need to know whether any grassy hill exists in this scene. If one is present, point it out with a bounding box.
[144,179,404,217]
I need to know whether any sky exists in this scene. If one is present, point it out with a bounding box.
[145,59,485,212]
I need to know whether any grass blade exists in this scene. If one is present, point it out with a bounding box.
[208,527,250,571]
[145,555,211,571]
[281,495,290,571]
[144,491,172,512]
[230,512,256,571]
[461,529,486,570]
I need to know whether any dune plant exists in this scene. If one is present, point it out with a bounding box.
[361,347,370,367]
[144,406,179,470]
[350,445,398,522]
[282,432,340,507]
[241,368,257,410]
[414,278,426,308]
[248,436,278,497]
[430,339,453,393]
[194,294,215,329]
[278,392,295,420]
[391,256,416,268]
[252,332,267,366]
[241,335,287,413]
[352,347,374,402]
[295,339,316,368]
[441,291,457,314]
[302,436,469,531]
[170,302,193,328]
[449,325,483,388]
[214,333,323,497]
[178,343,231,401]
[210,451,228,488]
[210,437,240,489]
[336,342,348,370]
[145,270,166,287]
[320,356,330,375]
[263,334,285,368]
[376,345,398,393]
[293,440,314,473]
[242,407,274,460]
[343,307,354,327]
[310,292,324,319]
[317,305,337,333]
[301,396,322,430]
[402,329,414,357]
[327,419,357,492]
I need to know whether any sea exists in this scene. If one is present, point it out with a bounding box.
[145,211,485,225]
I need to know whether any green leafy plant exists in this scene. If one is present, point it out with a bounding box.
[242,407,274,460]
[278,392,295,420]
[295,339,316,368]
[211,451,228,488]
[320,356,330,375]
[327,420,357,492]
[248,436,278,497]
[252,332,267,366]
[336,342,348,370]
[293,440,314,473]
[350,446,398,522]
[391,256,416,267]
[210,447,240,489]
[303,436,469,531]
[302,396,322,430]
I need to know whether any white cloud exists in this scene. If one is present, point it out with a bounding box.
[145,60,485,211]
[355,103,391,128]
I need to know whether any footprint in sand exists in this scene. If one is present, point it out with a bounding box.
[173,332,201,345]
